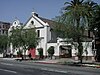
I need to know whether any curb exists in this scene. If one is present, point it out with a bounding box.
[34,61,58,64]
[34,61,100,68]
[95,65,100,68]
[81,64,100,68]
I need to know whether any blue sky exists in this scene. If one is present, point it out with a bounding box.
[0,0,100,23]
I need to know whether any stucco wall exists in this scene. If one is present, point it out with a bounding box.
[47,43,59,56]
[24,16,44,29]
[72,42,93,57]
[82,42,93,56]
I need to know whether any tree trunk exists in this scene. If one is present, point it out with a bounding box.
[51,55,52,59]
[77,37,83,63]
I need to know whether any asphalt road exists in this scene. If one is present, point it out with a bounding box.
[0,58,100,75]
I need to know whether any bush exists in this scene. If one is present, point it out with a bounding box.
[47,46,55,59]
[37,48,43,59]
[17,50,22,57]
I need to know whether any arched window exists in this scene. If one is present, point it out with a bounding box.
[31,21,34,25]
[14,22,16,24]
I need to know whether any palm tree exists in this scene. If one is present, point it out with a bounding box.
[62,0,96,63]
[89,5,100,61]
[64,0,85,26]
[84,0,98,29]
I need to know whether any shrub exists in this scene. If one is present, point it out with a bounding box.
[17,50,22,57]
[37,48,43,59]
[47,46,55,59]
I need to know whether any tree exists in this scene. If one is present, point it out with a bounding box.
[9,27,38,59]
[83,1,100,61]
[53,0,97,63]
[47,46,55,59]
[89,5,100,61]
[84,0,98,27]
[0,35,8,54]
[89,5,100,33]
[9,27,23,49]
[55,0,86,63]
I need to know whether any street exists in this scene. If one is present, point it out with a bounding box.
[0,59,100,75]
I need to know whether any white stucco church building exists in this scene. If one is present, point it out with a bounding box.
[8,12,94,60]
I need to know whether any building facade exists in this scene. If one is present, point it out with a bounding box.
[8,12,94,60]
[0,21,11,35]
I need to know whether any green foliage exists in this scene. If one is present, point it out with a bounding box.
[53,0,99,63]
[0,35,8,53]
[89,5,100,35]
[9,27,22,48]
[9,27,38,49]
[37,48,43,59]
[22,29,38,49]
[53,20,84,40]
[17,50,22,56]
[9,27,38,59]
[47,46,54,59]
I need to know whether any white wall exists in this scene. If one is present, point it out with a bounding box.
[47,43,59,56]
[72,42,93,57]
[72,45,78,56]
[36,38,45,55]
[24,16,44,29]
[49,38,93,57]
[0,53,3,57]
[82,42,93,56]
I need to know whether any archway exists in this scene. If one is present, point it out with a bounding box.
[59,45,72,58]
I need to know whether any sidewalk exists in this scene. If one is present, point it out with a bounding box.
[34,59,59,64]
[1,57,100,68]
[0,57,17,60]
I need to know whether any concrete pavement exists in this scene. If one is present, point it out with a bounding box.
[0,57,100,68]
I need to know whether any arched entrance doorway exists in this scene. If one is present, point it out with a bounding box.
[59,45,72,58]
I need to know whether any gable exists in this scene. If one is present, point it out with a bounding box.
[12,20,20,27]
[24,16,46,29]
